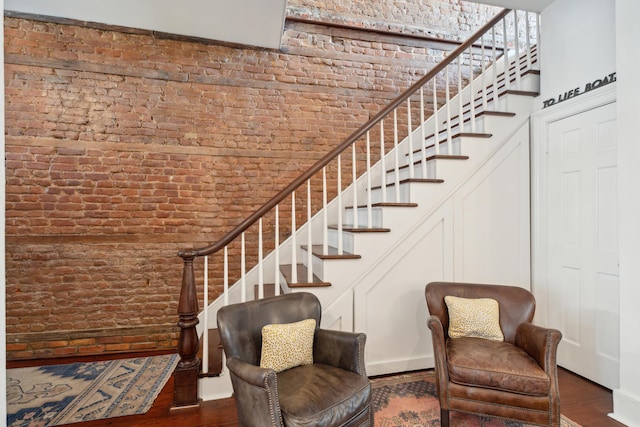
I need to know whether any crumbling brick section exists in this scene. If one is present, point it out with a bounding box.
[3,1,497,360]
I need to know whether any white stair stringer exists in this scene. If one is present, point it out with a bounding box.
[352,119,532,376]
[309,91,534,314]
[197,68,538,402]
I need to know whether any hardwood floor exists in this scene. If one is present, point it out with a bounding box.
[7,353,627,427]
[557,368,626,427]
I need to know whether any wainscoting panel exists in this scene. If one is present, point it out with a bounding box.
[453,122,531,288]
[354,201,454,376]
[354,122,531,377]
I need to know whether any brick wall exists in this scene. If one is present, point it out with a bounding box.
[4,1,498,360]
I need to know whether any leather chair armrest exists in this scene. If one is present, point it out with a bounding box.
[227,356,277,387]
[313,328,367,376]
[515,323,562,373]
[427,315,449,392]
[226,357,283,427]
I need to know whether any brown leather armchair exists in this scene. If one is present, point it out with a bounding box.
[425,282,562,427]
[217,292,372,427]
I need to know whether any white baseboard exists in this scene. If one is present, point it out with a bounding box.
[611,388,640,427]
[199,370,233,401]
[366,355,434,377]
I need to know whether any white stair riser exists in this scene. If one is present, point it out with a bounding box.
[300,247,325,280]
[327,228,355,253]
[407,139,463,164]
[344,206,384,228]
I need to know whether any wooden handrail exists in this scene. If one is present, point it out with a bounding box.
[173,8,515,408]
[288,16,468,48]
[179,8,512,260]
[286,16,507,53]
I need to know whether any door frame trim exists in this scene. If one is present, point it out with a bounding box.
[530,84,616,327]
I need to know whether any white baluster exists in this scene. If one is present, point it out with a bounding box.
[258,217,263,299]
[241,231,246,302]
[458,55,463,134]
[337,155,343,254]
[380,121,387,203]
[291,192,297,283]
[224,246,229,304]
[393,109,400,202]
[503,17,509,91]
[433,78,440,156]
[365,132,373,227]
[274,206,280,295]
[322,168,328,254]
[203,255,208,374]
[420,87,427,178]
[407,98,414,179]
[514,11,521,88]
[469,47,476,133]
[352,143,358,228]
[446,65,452,155]
[492,26,499,107]
[481,37,488,112]
[536,14,541,69]
[307,180,313,283]
[525,11,532,71]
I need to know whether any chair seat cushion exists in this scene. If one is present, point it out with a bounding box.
[277,364,371,427]
[447,337,550,396]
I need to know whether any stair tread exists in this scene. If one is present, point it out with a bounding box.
[424,111,513,142]
[457,132,492,138]
[448,59,538,111]
[300,244,361,259]
[280,264,331,287]
[400,178,444,184]
[390,154,467,173]
[481,110,517,117]
[423,131,493,142]
[346,202,419,209]
[198,328,223,378]
[372,202,419,207]
[414,131,496,157]
[371,178,444,191]
[329,225,391,232]
[459,66,539,112]
[486,64,539,90]
[392,155,468,173]
[502,89,539,97]
[427,154,468,161]
[253,283,284,299]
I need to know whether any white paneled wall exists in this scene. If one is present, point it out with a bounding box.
[353,121,531,376]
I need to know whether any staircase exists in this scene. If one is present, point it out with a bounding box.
[173,8,540,406]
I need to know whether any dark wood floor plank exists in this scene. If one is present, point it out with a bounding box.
[558,368,626,427]
[7,352,626,427]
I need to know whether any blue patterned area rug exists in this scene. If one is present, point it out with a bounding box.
[6,354,179,427]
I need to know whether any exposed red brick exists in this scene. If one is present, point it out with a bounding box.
[4,1,498,360]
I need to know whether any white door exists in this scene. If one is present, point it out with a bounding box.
[546,102,619,389]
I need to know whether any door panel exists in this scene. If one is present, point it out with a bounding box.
[546,102,619,389]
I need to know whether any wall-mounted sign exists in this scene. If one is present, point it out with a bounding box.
[542,72,616,109]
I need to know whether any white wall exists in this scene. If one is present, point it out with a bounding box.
[537,0,640,424]
[613,0,640,425]
[3,0,287,49]
[538,0,616,111]
[471,0,555,13]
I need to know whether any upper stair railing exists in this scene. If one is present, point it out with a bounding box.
[172,8,539,407]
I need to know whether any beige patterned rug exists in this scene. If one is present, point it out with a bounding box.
[371,371,581,427]
[6,354,178,426]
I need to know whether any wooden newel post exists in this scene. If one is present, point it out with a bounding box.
[173,251,201,408]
